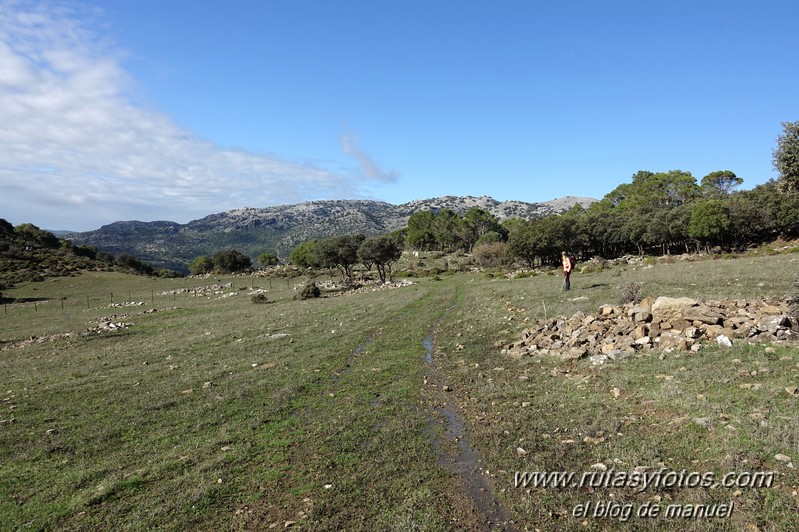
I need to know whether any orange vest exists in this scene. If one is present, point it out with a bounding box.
[562,255,572,273]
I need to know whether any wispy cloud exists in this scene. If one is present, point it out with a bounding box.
[0,0,379,230]
[340,131,399,183]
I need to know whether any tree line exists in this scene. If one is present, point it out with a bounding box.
[190,120,799,276]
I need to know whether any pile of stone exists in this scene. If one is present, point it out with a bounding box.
[84,321,132,335]
[319,278,414,296]
[157,282,233,297]
[501,296,797,365]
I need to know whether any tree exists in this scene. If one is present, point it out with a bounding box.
[189,255,214,275]
[700,170,743,196]
[431,209,461,251]
[212,249,252,273]
[501,217,528,234]
[258,252,279,268]
[688,200,730,252]
[727,195,771,248]
[667,205,692,253]
[358,235,402,282]
[474,231,504,247]
[459,207,504,251]
[116,253,154,275]
[602,170,698,210]
[405,211,436,250]
[622,208,651,257]
[507,221,541,268]
[774,120,799,194]
[289,240,321,268]
[316,235,365,280]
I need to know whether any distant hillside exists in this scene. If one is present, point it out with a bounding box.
[69,195,596,272]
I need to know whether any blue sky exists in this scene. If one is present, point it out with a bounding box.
[1,0,797,231]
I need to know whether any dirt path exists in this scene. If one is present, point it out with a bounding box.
[423,299,519,531]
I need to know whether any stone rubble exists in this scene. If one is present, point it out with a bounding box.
[157,283,234,297]
[501,296,798,364]
[318,278,414,296]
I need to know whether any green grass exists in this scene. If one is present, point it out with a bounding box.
[1,254,798,530]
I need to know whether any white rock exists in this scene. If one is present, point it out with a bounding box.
[716,335,732,348]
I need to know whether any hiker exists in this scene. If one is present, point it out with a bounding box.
[561,251,575,291]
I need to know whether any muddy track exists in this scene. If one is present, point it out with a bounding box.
[423,292,519,531]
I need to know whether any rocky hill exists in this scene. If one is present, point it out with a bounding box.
[69,195,596,272]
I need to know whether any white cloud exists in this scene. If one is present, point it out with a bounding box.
[0,0,383,230]
[340,131,399,183]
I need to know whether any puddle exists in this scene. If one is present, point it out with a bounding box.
[424,322,517,530]
[423,335,433,364]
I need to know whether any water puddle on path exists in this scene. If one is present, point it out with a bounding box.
[423,327,517,531]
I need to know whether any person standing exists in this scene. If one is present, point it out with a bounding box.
[561,251,574,291]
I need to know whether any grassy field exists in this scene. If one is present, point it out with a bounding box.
[1,253,798,530]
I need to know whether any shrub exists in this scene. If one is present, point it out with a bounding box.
[297,282,321,300]
[473,242,512,268]
[619,281,642,305]
[251,293,269,304]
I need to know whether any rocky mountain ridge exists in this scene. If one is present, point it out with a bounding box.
[69,195,596,272]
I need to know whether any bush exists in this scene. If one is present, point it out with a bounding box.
[251,293,269,304]
[297,281,321,300]
[619,281,642,305]
[473,242,512,268]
